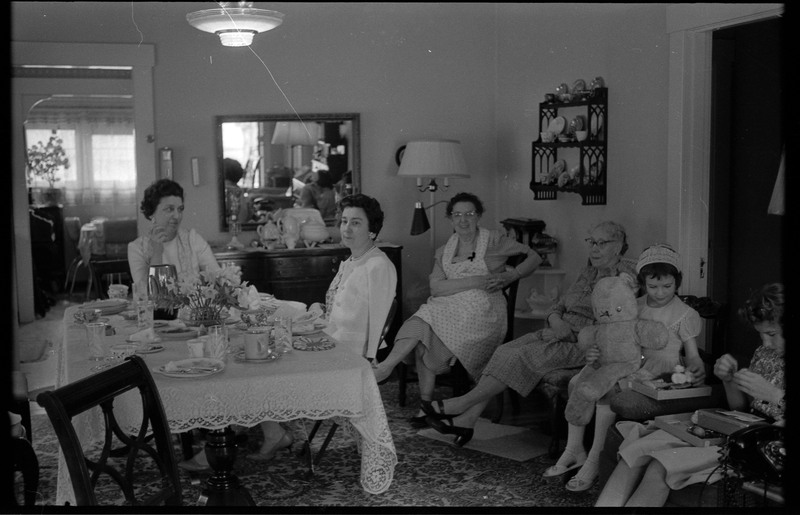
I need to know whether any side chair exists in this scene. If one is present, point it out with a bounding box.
[305,298,398,469]
[36,355,182,506]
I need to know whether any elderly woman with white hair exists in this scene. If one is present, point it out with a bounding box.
[423,221,637,447]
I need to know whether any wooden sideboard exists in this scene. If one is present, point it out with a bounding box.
[213,243,404,355]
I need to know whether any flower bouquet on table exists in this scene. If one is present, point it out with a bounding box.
[154,263,249,326]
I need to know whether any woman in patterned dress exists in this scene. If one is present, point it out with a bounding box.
[425,221,636,446]
[372,192,541,428]
[596,283,785,507]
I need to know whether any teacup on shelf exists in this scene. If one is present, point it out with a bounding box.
[575,130,589,142]
[540,131,556,143]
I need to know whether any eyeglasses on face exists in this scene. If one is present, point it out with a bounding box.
[451,211,478,220]
[585,238,617,249]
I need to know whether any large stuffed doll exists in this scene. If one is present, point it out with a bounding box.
[564,273,668,426]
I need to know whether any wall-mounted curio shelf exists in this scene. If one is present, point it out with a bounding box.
[530,87,607,205]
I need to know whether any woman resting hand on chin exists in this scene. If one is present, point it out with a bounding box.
[128,178,220,291]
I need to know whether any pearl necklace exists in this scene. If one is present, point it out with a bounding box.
[350,243,376,261]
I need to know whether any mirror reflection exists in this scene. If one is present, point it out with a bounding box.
[216,113,360,231]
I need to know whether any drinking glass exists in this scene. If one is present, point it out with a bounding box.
[273,316,293,354]
[205,325,229,361]
[136,299,154,330]
[86,322,107,361]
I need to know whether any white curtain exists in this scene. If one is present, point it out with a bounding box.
[25,96,136,206]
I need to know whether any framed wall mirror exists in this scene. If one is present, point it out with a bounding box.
[216,113,360,231]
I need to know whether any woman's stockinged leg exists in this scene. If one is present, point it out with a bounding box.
[625,460,671,507]
[440,374,507,415]
[372,337,420,383]
[594,460,647,507]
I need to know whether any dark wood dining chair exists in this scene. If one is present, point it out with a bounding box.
[396,253,526,408]
[305,298,398,468]
[36,355,182,506]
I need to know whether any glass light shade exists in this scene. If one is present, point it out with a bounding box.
[410,202,431,235]
[396,139,469,178]
[186,7,284,47]
[271,122,322,146]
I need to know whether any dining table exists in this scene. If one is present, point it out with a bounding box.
[53,303,397,505]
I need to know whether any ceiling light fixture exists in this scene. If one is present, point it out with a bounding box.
[186,2,284,47]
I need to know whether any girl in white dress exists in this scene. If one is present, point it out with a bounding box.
[546,243,704,492]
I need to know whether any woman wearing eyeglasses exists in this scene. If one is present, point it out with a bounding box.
[424,220,637,446]
[372,192,541,427]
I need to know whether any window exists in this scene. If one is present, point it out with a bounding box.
[25,96,136,205]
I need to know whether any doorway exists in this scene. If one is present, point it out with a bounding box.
[709,18,784,365]
[11,42,156,324]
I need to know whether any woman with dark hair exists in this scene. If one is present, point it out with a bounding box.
[128,178,220,289]
[372,192,541,429]
[321,193,397,358]
[423,220,635,447]
[249,193,398,462]
[596,283,785,507]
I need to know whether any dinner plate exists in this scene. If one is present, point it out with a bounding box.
[293,336,335,351]
[153,358,225,378]
[134,343,165,354]
[155,327,200,341]
[547,116,567,135]
[233,351,280,364]
[80,298,129,316]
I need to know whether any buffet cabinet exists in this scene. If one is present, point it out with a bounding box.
[213,243,404,348]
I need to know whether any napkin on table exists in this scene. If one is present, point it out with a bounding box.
[128,327,158,343]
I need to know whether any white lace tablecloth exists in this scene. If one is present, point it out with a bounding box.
[55,306,396,504]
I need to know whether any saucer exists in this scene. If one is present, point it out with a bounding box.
[233,351,280,363]
[293,336,335,351]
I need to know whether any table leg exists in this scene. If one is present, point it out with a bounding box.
[197,427,255,506]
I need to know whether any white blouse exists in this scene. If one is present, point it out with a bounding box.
[323,247,397,359]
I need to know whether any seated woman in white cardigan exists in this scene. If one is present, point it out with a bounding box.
[251,193,397,461]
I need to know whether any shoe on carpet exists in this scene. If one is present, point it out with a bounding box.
[249,431,293,461]
[565,471,598,492]
[542,450,587,478]
[178,451,210,472]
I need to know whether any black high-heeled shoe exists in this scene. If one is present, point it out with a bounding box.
[425,416,474,447]
[420,400,455,420]
[407,414,428,429]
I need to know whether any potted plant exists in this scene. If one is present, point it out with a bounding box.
[26,132,69,206]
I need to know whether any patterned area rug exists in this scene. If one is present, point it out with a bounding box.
[20,380,601,507]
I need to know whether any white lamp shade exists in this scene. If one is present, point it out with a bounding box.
[396,139,469,178]
[186,7,284,47]
[271,122,322,146]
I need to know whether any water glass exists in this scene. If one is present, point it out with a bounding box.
[205,325,229,360]
[136,299,155,330]
[86,322,107,361]
[273,316,293,354]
